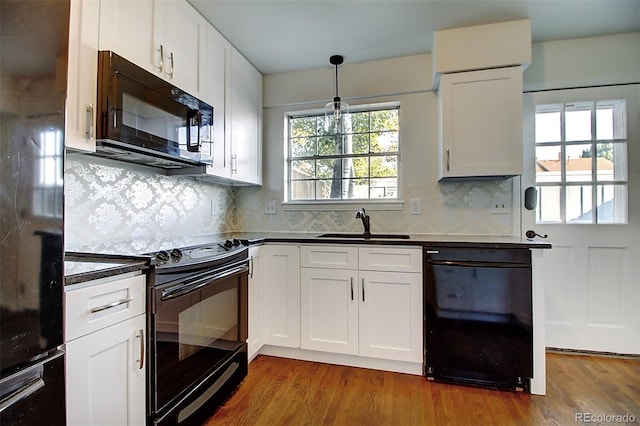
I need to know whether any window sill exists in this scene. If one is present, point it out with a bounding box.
[282,200,404,212]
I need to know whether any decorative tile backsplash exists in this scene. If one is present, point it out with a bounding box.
[64,156,234,248]
[65,155,515,249]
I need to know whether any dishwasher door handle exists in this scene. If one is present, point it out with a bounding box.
[427,259,530,268]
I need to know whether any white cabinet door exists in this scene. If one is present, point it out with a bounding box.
[99,0,156,72]
[66,315,146,426]
[262,245,300,347]
[300,268,358,355]
[439,66,523,179]
[66,0,99,152]
[202,26,231,178]
[228,49,262,185]
[247,246,264,360]
[155,0,207,96]
[358,270,423,362]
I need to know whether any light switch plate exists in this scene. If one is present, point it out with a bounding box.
[409,199,422,215]
[264,200,277,215]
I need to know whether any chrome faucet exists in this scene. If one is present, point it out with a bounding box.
[355,208,371,239]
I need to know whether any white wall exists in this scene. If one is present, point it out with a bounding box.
[235,32,639,237]
[236,54,515,236]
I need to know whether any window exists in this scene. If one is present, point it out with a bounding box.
[534,100,628,224]
[287,104,399,202]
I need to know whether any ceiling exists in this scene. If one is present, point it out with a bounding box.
[188,0,640,75]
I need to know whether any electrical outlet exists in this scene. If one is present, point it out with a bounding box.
[409,198,422,215]
[264,200,277,215]
[490,198,510,215]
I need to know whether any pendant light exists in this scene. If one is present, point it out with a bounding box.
[325,55,349,135]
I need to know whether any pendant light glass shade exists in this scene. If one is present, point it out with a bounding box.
[325,55,349,135]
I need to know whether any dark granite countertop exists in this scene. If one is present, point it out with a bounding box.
[64,252,152,286]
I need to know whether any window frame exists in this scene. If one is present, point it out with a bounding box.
[534,100,628,225]
[284,102,402,210]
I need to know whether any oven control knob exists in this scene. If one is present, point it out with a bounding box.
[170,248,183,262]
[156,250,170,264]
[223,240,233,249]
[232,239,241,247]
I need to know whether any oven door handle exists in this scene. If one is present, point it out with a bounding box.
[427,259,530,269]
[161,264,248,301]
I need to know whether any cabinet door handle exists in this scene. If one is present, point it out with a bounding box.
[156,44,164,72]
[446,149,450,171]
[350,277,354,301]
[137,329,145,370]
[361,278,365,302]
[90,297,133,314]
[249,256,254,278]
[85,104,94,140]
[168,51,174,78]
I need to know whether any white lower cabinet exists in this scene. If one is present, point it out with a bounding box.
[261,244,300,348]
[65,273,146,426]
[247,245,264,360]
[300,245,423,363]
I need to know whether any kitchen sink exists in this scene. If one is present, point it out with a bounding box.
[317,233,410,239]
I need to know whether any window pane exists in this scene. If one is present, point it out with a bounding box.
[290,180,315,200]
[537,186,561,223]
[291,159,315,179]
[535,145,562,183]
[597,184,627,224]
[370,178,397,199]
[371,131,398,153]
[370,109,399,132]
[565,143,592,182]
[370,156,397,178]
[350,111,370,134]
[290,116,316,137]
[566,185,593,223]
[352,157,369,178]
[317,159,339,179]
[318,136,337,156]
[318,179,338,199]
[291,137,316,157]
[596,100,626,140]
[343,178,369,199]
[352,134,369,154]
[535,107,561,142]
[565,103,592,141]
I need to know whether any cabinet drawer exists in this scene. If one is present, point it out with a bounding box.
[65,274,146,342]
[301,245,358,270]
[359,247,422,273]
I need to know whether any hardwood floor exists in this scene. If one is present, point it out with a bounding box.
[206,352,640,425]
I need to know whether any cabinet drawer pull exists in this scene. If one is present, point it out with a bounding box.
[90,297,133,314]
[361,278,365,302]
[137,329,145,370]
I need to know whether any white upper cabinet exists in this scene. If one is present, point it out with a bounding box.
[438,66,524,180]
[228,49,262,185]
[99,0,206,97]
[202,27,231,178]
[98,0,156,72]
[65,0,99,152]
[154,0,207,96]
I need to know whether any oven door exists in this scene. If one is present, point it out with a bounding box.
[151,264,248,414]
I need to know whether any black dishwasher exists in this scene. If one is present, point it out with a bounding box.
[423,247,533,391]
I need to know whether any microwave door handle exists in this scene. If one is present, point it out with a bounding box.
[186,109,200,153]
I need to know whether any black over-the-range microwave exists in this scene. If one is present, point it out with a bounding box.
[94,50,213,170]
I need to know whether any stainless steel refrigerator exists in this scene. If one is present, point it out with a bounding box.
[0,1,70,423]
